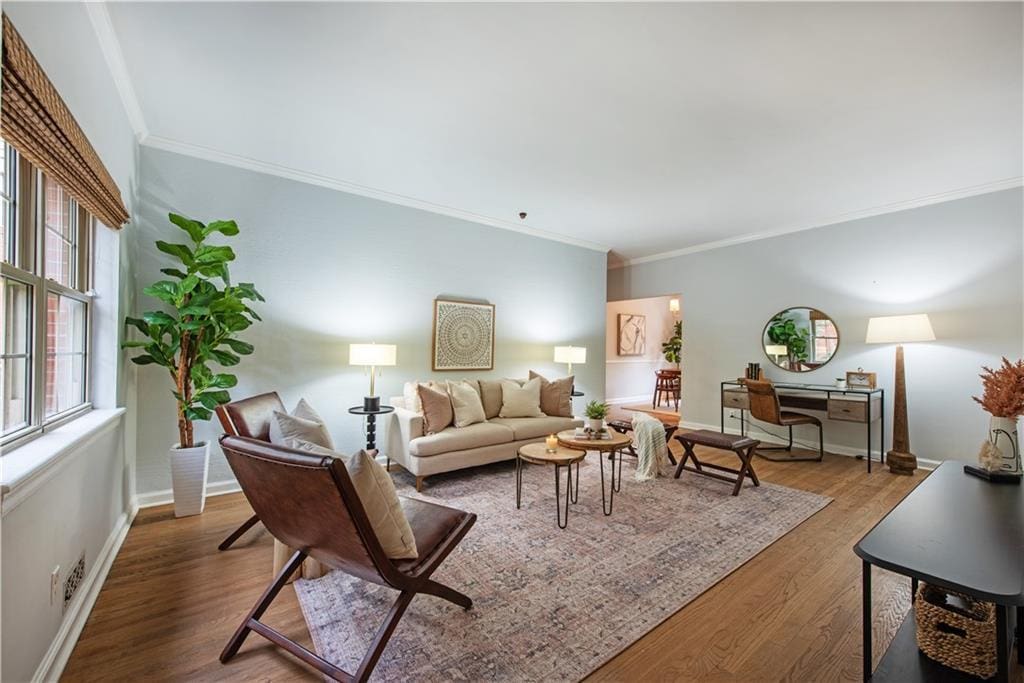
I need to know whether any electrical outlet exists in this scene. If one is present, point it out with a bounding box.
[50,566,60,606]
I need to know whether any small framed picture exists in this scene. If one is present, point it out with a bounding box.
[846,370,877,390]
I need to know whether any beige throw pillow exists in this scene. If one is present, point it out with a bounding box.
[448,380,487,428]
[499,377,544,418]
[529,371,575,418]
[295,441,418,560]
[417,383,454,434]
[478,379,504,419]
[402,380,451,414]
[269,398,334,449]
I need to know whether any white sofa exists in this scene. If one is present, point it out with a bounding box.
[385,396,582,490]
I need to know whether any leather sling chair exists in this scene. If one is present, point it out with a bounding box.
[214,392,287,550]
[219,434,477,682]
[744,379,824,462]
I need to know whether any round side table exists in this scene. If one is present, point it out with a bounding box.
[347,405,394,453]
[556,430,632,515]
[516,443,586,529]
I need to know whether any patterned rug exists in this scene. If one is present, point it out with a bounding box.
[294,458,831,681]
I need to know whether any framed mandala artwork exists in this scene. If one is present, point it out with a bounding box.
[432,299,495,371]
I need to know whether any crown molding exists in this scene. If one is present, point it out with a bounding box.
[140,135,610,253]
[85,2,148,142]
[610,176,1024,269]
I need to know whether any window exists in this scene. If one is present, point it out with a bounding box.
[812,318,839,363]
[1,141,93,446]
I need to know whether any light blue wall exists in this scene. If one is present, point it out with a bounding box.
[134,147,608,493]
[609,188,1024,463]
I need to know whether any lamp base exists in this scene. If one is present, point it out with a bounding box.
[363,396,380,412]
[886,450,917,475]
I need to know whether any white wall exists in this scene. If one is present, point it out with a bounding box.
[605,295,679,402]
[133,146,608,496]
[608,188,1023,462]
[0,4,139,681]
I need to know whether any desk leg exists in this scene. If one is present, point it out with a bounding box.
[1016,605,1023,664]
[867,400,872,474]
[863,560,872,681]
[880,391,886,467]
[996,604,1008,683]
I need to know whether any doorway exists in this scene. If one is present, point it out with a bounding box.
[605,294,681,418]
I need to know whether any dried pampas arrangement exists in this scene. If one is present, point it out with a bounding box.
[973,357,1024,418]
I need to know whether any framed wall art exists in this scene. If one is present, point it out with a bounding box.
[618,313,646,356]
[432,299,495,371]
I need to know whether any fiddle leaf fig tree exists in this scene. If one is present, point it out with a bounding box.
[124,213,264,449]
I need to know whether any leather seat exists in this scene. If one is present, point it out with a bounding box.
[779,410,821,426]
[393,497,472,574]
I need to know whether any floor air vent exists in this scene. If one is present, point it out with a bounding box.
[63,554,86,613]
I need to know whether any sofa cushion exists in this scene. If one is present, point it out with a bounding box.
[409,422,514,457]
[499,378,544,418]
[529,370,574,418]
[478,379,503,419]
[417,383,454,434]
[449,380,487,428]
[490,416,581,441]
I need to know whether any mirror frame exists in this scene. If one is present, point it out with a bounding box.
[761,306,841,373]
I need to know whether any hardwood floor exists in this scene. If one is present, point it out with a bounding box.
[61,441,998,682]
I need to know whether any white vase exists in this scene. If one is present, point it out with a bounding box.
[169,442,210,517]
[987,416,1021,475]
[587,418,604,432]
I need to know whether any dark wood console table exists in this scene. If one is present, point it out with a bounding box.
[855,461,1023,681]
[720,380,884,471]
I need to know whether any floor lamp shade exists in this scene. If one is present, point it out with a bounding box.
[865,314,934,475]
[349,343,397,410]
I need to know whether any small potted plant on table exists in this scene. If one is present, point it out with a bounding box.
[124,214,263,517]
[584,400,609,433]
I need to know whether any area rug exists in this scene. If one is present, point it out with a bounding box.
[294,458,831,681]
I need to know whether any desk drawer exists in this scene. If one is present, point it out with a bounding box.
[828,398,878,423]
[722,389,749,410]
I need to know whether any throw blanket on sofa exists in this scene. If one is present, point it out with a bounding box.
[632,412,669,481]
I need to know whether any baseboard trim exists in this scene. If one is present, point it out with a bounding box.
[32,503,137,682]
[680,419,940,471]
[135,479,241,509]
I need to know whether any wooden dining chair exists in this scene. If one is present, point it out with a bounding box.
[214,392,286,550]
[219,434,476,682]
[653,369,681,409]
[744,379,823,461]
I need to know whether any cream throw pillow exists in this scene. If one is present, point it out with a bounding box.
[295,441,418,560]
[417,383,454,434]
[448,380,487,428]
[499,377,544,418]
[269,398,334,449]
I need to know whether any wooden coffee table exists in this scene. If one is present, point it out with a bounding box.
[557,429,632,515]
[517,443,586,529]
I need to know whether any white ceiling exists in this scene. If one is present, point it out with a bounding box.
[104,2,1023,264]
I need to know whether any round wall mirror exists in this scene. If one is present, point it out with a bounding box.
[762,307,840,372]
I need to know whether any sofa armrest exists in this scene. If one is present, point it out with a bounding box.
[385,406,423,466]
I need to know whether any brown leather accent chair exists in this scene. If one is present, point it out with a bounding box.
[214,392,287,550]
[219,435,476,682]
[744,379,823,462]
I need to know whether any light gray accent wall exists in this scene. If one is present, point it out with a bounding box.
[134,146,607,494]
[608,188,1023,462]
[1,4,139,681]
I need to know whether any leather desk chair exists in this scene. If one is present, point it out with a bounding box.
[219,435,476,682]
[745,379,823,462]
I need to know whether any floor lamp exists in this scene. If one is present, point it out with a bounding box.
[865,314,935,475]
[554,345,587,398]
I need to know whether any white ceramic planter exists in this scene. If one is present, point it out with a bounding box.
[988,416,1021,475]
[169,441,210,518]
[587,418,604,432]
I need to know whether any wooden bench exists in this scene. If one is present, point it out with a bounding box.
[674,429,760,496]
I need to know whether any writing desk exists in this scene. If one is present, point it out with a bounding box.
[720,380,885,471]
[855,462,1023,681]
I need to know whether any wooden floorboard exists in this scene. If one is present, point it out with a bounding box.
[60,437,1011,682]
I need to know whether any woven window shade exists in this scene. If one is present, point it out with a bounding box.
[1,13,129,229]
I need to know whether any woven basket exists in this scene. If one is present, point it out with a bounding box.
[915,582,997,679]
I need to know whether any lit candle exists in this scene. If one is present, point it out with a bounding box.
[545,434,558,452]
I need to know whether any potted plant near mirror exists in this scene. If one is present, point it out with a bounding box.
[124,214,263,517]
[972,357,1024,479]
[766,313,809,368]
[584,400,609,433]
[661,320,682,369]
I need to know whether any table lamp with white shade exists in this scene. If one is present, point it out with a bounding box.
[349,343,397,412]
[865,314,935,475]
[554,345,587,398]
[765,344,788,365]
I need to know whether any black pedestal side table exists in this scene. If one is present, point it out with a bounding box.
[348,405,395,453]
